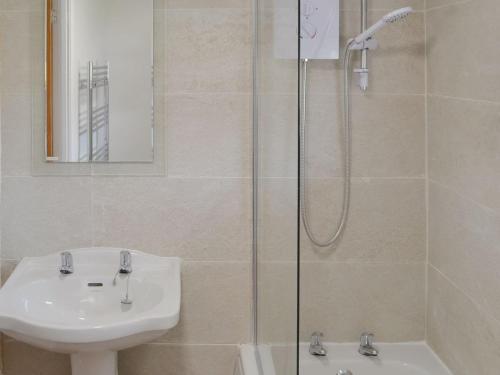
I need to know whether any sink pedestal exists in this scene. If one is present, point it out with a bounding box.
[71,351,118,375]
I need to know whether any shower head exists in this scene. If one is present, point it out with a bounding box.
[353,7,413,44]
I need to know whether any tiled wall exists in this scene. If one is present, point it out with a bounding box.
[298,0,427,342]
[426,0,500,373]
[0,0,252,374]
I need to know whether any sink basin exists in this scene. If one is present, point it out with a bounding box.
[0,247,182,375]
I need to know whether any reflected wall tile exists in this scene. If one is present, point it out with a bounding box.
[158,261,251,344]
[166,9,252,93]
[119,344,238,375]
[166,93,251,178]
[1,177,92,259]
[427,267,500,375]
[428,95,500,212]
[91,177,251,261]
[300,262,425,342]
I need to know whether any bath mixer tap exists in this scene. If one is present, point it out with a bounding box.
[359,332,378,357]
[59,251,74,275]
[309,332,327,356]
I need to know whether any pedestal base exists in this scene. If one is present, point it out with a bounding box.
[71,351,118,375]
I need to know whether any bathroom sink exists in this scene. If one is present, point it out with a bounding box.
[0,247,181,375]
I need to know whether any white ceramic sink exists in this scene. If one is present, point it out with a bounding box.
[0,247,181,375]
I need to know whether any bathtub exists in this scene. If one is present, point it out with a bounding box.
[238,342,453,375]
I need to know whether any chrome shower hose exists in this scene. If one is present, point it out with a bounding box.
[300,42,355,248]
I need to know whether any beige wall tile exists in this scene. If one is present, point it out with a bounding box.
[259,178,426,263]
[91,177,251,261]
[304,94,425,178]
[2,340,70,375]
[0,0,43,11]
[428,95,500,212]
[300,262,426,342]
[341,0,424,11]
[425,0,471,10]
[165,0,251,9]
[427,266,500,375]
[257,262,297,343]
[1,95,31,176]
[0,11,39,95]
[257,178,297,262]
[158,261,251,344]
[0,259,17,285]
[257,94,298,178]
[1,177,92,259]
[166,9,252,93]
[301,178,426,263]
[118,343,238,375]
[429,182,500,324]
[166,94,251,178]
[427,0,500,101]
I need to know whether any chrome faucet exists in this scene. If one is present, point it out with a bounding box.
[119,250,132,274]
[59,251,74,274]
[112,250,133,305]
[359,332,378,357]
[309,332,327,356]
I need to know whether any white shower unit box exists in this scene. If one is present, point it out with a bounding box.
[274,0,339,60]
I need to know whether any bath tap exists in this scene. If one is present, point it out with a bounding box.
[358,332,378,357]
[309,332,327,356]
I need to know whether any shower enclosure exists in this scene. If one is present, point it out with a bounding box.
[251,0,435,374]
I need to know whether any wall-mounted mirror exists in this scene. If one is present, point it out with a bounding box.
[45,0,154,163]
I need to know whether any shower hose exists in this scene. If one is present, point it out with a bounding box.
[300,41,355,248]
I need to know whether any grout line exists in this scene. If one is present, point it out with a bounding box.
[144,342,241,347]
[423,0,430,342]
[427,93,500,107]
[428,178,500,218]
[164,92,252,96]
[425,0,474,12]
[257,92,426,97]
[0,257,252,264]
[429,264,500,328]
[262,260,426,265]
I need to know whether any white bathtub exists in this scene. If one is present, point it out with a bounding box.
[239,342,453,375]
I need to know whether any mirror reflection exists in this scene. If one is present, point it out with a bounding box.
[45,0,154,162]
